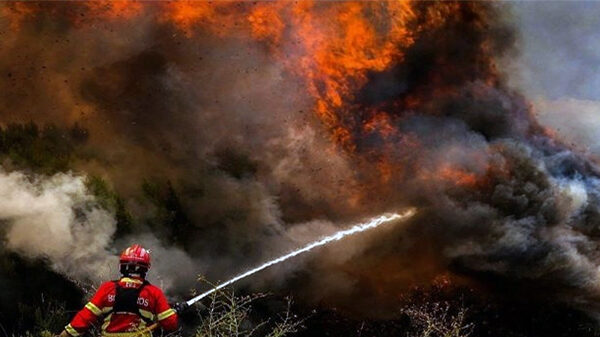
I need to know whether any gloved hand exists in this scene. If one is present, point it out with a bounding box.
[55,330,71,337]
[173,301,190,314]
[60,330,71,337]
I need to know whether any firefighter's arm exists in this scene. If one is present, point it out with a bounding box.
[61,282,111,336]
[154,288,178,331]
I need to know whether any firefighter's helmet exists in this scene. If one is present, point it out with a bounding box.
[119,244,151,269]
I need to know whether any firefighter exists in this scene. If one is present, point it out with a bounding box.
[57,244,188,337]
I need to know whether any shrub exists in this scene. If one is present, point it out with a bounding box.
[403,301,474,337]
[194,285,303,337]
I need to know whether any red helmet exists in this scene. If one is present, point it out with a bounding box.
[119,244,151,269]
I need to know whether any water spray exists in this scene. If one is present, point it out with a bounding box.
[186,209,416,307]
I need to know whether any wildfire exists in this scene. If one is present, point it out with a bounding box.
[1,0,506,189]
[83,1,143,20]
[437,166,481,188]
[1,2,36,31]
[5,0,580,317]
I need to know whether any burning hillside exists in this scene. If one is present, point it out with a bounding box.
[1,1,600,336]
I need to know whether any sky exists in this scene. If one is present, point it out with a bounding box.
[512,1,600,101]
[510,1,600,154]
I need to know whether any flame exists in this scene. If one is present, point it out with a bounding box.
[248,3,285,44]
[161,2,234,37]
[158,1,417,151]
[289,2,415,150]
[2,1,494,178]
[1,1,501,142]
[437,166,481,188]
[416,165,484,189]
[83,1,143,20]
[1,1,509,203]
[156,0,425,192]
[1,2,36,31]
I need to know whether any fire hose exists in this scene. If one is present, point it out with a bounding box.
[176,210,415,311]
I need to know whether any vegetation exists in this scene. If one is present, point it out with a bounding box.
[15,298,72,337]
[403,301,473,337]
[195,290,303,337]
[142,179,192,244]
[0,122,87,174]
[85,175,134,236]
[0,121,195,246]
[11,287,303,337]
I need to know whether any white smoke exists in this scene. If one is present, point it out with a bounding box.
[0,169,201,295]
[534,98,600,155]
[0,169,116,283]
[118,233,199,294]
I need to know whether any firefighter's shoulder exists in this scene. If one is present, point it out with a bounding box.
[142,282,166,297]
[88,281,118,302]
[97,280,118,292]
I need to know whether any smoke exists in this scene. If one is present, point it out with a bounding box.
[187,212,413,305]
[0,170,115,283]
[118,233,198,293]
[3,0,600,320]
[532,98,600,156]
[504,1,600,101]
[0,2,362,300]
[0,168,202,295]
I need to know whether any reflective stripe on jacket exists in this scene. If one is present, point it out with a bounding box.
[65,277,178,336]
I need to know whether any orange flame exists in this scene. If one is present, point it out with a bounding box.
[83,1,143,20]
[3,1,503,191]
[157,1,417,151]
[1,2,37,31]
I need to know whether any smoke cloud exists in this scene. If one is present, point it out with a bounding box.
[0,170,115,283]
[0,169,203,295]
[3,0,600,320]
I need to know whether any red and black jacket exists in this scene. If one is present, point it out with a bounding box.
[65,277,178,336]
